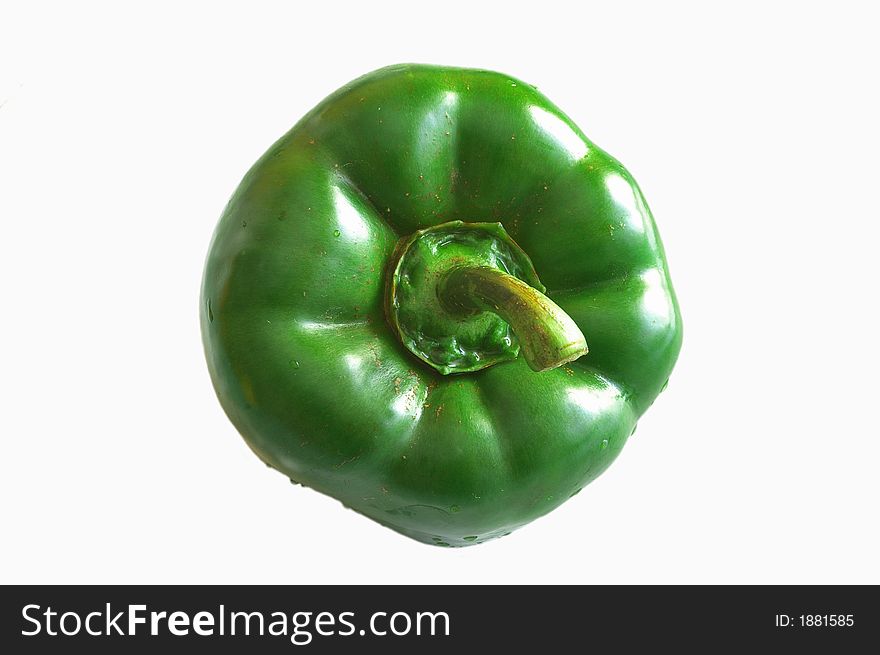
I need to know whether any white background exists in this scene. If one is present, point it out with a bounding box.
[2,1,878,584]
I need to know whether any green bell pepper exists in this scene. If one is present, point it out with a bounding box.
[201,64,682,547]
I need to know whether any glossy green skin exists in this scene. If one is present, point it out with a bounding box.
[201,64,682,547]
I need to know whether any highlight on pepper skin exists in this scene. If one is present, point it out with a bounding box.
[200,64,682,547]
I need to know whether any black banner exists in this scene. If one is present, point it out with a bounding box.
[1,586,876,652]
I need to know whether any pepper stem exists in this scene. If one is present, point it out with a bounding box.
[440,266,588,372]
